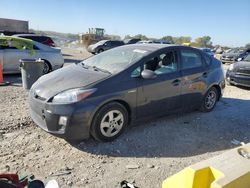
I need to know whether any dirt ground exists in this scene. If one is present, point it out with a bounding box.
[1,47,250,188]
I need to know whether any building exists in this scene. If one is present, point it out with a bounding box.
[0,18,29,35]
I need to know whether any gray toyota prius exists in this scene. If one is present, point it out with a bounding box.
[29,44,225,142]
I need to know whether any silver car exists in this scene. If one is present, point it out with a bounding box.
[0,39,64,74]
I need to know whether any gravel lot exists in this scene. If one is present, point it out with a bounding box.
[0,47,250,187]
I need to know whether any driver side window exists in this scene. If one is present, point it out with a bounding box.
[144,51,178,75]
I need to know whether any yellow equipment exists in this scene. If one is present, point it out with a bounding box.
[162,143,250,188]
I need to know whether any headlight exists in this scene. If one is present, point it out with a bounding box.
[52,88,97,104]
[229,64,235,71]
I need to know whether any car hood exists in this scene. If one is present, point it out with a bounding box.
[222,52,240,57]
[31,64,110,99]
[234,61,250,68]
[88,43,100,50]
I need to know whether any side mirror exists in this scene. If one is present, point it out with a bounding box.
[141,69,157,79]
[237,58,242,62]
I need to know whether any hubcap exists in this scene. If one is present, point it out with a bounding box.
[43,62,50,74]
[205,90,217,109]
[100,110,124,137]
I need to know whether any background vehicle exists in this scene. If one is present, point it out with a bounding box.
[200,48,215,57]
[13,34,56,47]
[137,40,170,44]
[87,40,124,54]
[220,48,250,64]
[29,44,225,142]
[0,37,64,74]
[137,40,153,44]
[226,54,250,87]
[124,38,141,44]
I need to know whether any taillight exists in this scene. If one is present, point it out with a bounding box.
[45,38,56,47]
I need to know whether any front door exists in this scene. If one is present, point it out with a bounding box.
[136,49,182,118]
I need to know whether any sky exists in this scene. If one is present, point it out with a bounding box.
[1,0,250,47]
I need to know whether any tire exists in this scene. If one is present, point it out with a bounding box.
[91,102,128,142]
[43,60,52,74]
[98,48,104,53]
[200,87,218,112]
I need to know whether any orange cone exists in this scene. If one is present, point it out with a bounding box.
[0,63,9,86]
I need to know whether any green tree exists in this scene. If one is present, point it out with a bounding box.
[245,43,250,48]
[195,36,212,47]
[173,36,191,45]
[133,34,148,40]
[161,36,174,44]
[124,35,132,39]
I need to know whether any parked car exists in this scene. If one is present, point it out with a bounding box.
[87,40,124,54]
[0,37,64,74]
[137,40,170,44]
[137,40,153,44]
[13,34,56,47]
[220,48,250,64]
[124,38,141,44]
[226,54,250,87]
[29,44,225,142]
[200,48,215,57]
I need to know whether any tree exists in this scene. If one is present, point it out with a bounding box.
[133,34,148,40]
[245,43,250,48]
[173,36,191,45]
[161,36,174,44]
[124,35,132,39]
[195,36,212,47]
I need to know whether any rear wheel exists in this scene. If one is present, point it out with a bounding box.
[43,60,52,74]
[98,48,104,53]
[91,102,128,142]
[200,87,218,112]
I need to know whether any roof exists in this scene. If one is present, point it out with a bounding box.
[122,43,178,52]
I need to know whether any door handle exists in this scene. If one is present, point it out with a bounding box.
[202,72,208,78]
[172,79,180,86]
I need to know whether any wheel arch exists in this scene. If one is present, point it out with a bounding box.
[90,99,132,127]
[208,84,222,101]
[41,59,52,71]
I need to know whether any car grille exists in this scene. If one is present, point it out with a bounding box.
[221,57,235,61]
[236,68,250,76]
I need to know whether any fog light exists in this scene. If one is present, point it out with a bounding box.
[59,116,68,126]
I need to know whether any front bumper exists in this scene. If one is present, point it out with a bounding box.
[226,71,250,87]
[29,93,95,140]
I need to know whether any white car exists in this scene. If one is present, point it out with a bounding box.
[0,39,64,74]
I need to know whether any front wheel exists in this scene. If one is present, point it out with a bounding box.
[91,102,128,142]
[200,87,218,112]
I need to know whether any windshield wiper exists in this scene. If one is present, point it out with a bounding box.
[92,66,112,74]
[81,63,90,69]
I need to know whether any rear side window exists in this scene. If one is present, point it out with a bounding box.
[181,49,203,69]
[204,54,212,65]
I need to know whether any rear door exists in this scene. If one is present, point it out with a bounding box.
[180,48,208,110]
[135,48,182,118]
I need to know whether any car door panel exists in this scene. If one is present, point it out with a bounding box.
[0,49,3,71]
[180,49,208,110]
[136,72,181,119]
[3,49,31,73]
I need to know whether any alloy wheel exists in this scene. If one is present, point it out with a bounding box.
[100,110,124,137]
[205,90,217,109]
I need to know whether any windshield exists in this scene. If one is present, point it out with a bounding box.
[228,49,240,53]
[244,54,250,61]
[80,46,148,74]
